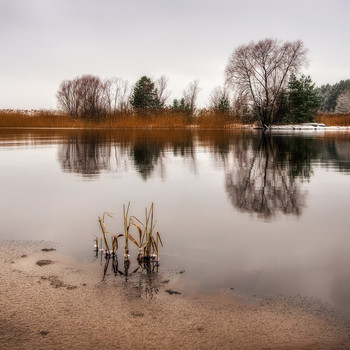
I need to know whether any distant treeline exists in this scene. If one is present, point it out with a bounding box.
[55,39,350,126]
[56,74,230,120]
[3,38,349,127]
[316,79,350,114]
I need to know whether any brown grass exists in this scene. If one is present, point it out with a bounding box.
[0,109,244,129]
[315,113,350,126]
[7,110,350,129]
[0,109,191,128]
[196,110,242,128]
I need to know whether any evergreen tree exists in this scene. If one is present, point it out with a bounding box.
[287,75,319,123]
[215,96,231,115]
[171,98,191,112]
[130,76,162,110]
[273,89,290,124]
[170,98,192,121]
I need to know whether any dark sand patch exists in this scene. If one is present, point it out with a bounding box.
[165,289,182,295]
[0,240,349,350]
[36,260,54,267]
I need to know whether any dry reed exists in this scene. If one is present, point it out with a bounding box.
[315,113,350,126]
[196,109,242,128]
[0,109,243,129]
[97,203,163,265]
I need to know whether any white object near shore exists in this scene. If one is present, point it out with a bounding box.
[254,123,350,131]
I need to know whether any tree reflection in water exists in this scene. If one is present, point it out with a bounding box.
[55,129,350,219]
[131,141,164,180]
[58,129,196,180]
[224,133,319,219]
[58,131,114,178]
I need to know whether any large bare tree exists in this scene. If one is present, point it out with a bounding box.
[225,39,307,126]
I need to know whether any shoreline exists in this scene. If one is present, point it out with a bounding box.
[1,240,349,349]
[1,125,350,132]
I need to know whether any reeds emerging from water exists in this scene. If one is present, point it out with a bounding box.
[96,203,163,265]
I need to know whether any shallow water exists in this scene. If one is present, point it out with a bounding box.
[1,128,350,318]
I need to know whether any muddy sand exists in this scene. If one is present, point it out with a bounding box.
[0,240,349,350]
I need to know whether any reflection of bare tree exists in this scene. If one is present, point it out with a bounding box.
[57,130,197,180]
[58,132,113,178]
[225,134,314,219]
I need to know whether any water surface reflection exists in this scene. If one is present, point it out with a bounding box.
[52,129,350,218]
[1,128,350,318]
[224,134,313,219]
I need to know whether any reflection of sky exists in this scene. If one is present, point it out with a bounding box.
[1,133,350,320]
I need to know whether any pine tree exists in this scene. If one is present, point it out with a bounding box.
[287,75,319,123]
[130,76,161,110]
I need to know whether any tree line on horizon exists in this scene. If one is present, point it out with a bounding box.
[56,38,349,127]
[316,79,350,114]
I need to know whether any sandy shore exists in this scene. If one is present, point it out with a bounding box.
[0,241,349,350]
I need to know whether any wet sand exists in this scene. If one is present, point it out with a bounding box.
[0,241,349,350]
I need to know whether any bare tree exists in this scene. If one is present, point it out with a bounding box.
[335,88,350,114]
[225,39,307,126]
[78,75,105,117]
[57,75,106,118]
[119,80,132,112]
[183,80,200,114]
[155,75,171,107]
[102,78,119,114]
[57,79,80,117]
[232,93,250,120]
[102,77,131,113]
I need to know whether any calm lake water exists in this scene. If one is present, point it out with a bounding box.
[1,128,350,317]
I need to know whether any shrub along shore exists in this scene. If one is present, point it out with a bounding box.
[1,109,350,129]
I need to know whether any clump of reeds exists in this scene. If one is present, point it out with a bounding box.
[96,202,163,266]
[129,202,163,263]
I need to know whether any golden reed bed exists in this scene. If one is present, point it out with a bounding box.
[1,110,350,128]
[315,113,350,126]
[0,110,243,129]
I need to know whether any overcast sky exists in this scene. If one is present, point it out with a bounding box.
[1,0,350,109]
